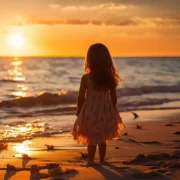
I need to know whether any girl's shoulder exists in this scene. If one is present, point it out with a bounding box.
[81,74,87,81]
[80,74,89,87]
[81,73,92,88]
[81,73,90,81]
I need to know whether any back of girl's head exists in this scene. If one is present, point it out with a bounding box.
[84,43,121,89]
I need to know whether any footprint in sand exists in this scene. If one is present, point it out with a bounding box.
[166,123,175,127]
[136,124,142,129]
[123,132,128,136]
[128,138,137,143]
[173,131,180,135]
[114,147,119,149]
[172,140,180,143]
[140,141,161,145]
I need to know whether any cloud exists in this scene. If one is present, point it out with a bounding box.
[27,19,90,25]
[60,5,87,11]
[105,19,139,26]
[49,4,60,9]
[50,0,180,8]
[11,18,141,26]
[11,16,180,27]
[25,19,102,26]
[99,3,130,10]
[49,2,133,10]
[143,17,180,27]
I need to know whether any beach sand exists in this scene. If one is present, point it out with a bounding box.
[0,109,180,180]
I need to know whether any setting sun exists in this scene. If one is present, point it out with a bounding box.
[9,33,25,49]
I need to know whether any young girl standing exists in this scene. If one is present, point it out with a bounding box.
[72,43,125,166]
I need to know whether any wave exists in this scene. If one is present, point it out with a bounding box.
[0,92,77,108]
[0,84,180,109]
[116,84,180,97]
[0,98,180,120]
[118,98,180,107]
[0,79,24,83]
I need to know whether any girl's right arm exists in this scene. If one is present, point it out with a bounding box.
[76,75,87,116]
[110,88,117,109]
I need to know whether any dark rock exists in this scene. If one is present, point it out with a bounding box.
[44,144,54,150]
[136,154,145,160]
[30,165,39,174]
[150,166,159,170]
[22,154,30,159]
[80,152,88,158]
[7,164,16,170]
[47,163,59,169]
[156,169,169,174]
[168,162,180,170]
[0,143,8,150]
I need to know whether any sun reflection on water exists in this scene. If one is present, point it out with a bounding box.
[13,140,32,157]
[6,58,29,98]
[9,59,25,81]
[12,61,22,66]
[2,122,46,140]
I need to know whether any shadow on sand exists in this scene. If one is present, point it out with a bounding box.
[30,168,79,180]
[92,162,169,180]
[4,170,16,180]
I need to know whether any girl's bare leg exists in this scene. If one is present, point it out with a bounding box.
[98,143,106,164]
[87,145,96,165]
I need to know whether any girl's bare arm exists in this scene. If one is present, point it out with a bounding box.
[110,88,117,109]
[76,75,87,116]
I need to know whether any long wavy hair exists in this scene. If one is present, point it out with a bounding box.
[84,43,121,89]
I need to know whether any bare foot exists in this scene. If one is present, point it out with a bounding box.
[85,161,95,167]
[99,161,109,166]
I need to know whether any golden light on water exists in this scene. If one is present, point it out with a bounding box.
[9,33,25,49]
[3,122,45,139]
[58,90,67,95]
[8,59,25,82]
[13,140,32,156]
[12,61,22,66]
[12,91,27,97]
[6,58,30,98]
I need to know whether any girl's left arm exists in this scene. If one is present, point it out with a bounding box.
[76,74,87,116]
[110,87,117,109]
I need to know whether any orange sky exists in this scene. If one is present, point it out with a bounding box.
[0,0,180,57]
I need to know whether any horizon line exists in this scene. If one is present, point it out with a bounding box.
[0,55,180,58]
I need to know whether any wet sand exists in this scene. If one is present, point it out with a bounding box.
[0,109,180,180]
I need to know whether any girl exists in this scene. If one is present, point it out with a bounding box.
[72,43,125,166]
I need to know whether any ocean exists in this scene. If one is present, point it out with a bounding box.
[0,57,180,142]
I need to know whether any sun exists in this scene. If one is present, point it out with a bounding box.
[10,33,25,49]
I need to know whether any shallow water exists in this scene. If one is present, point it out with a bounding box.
[0,57,180,141]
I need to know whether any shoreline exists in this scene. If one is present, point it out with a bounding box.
[0,109,180,179]
[0,109,180,143]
